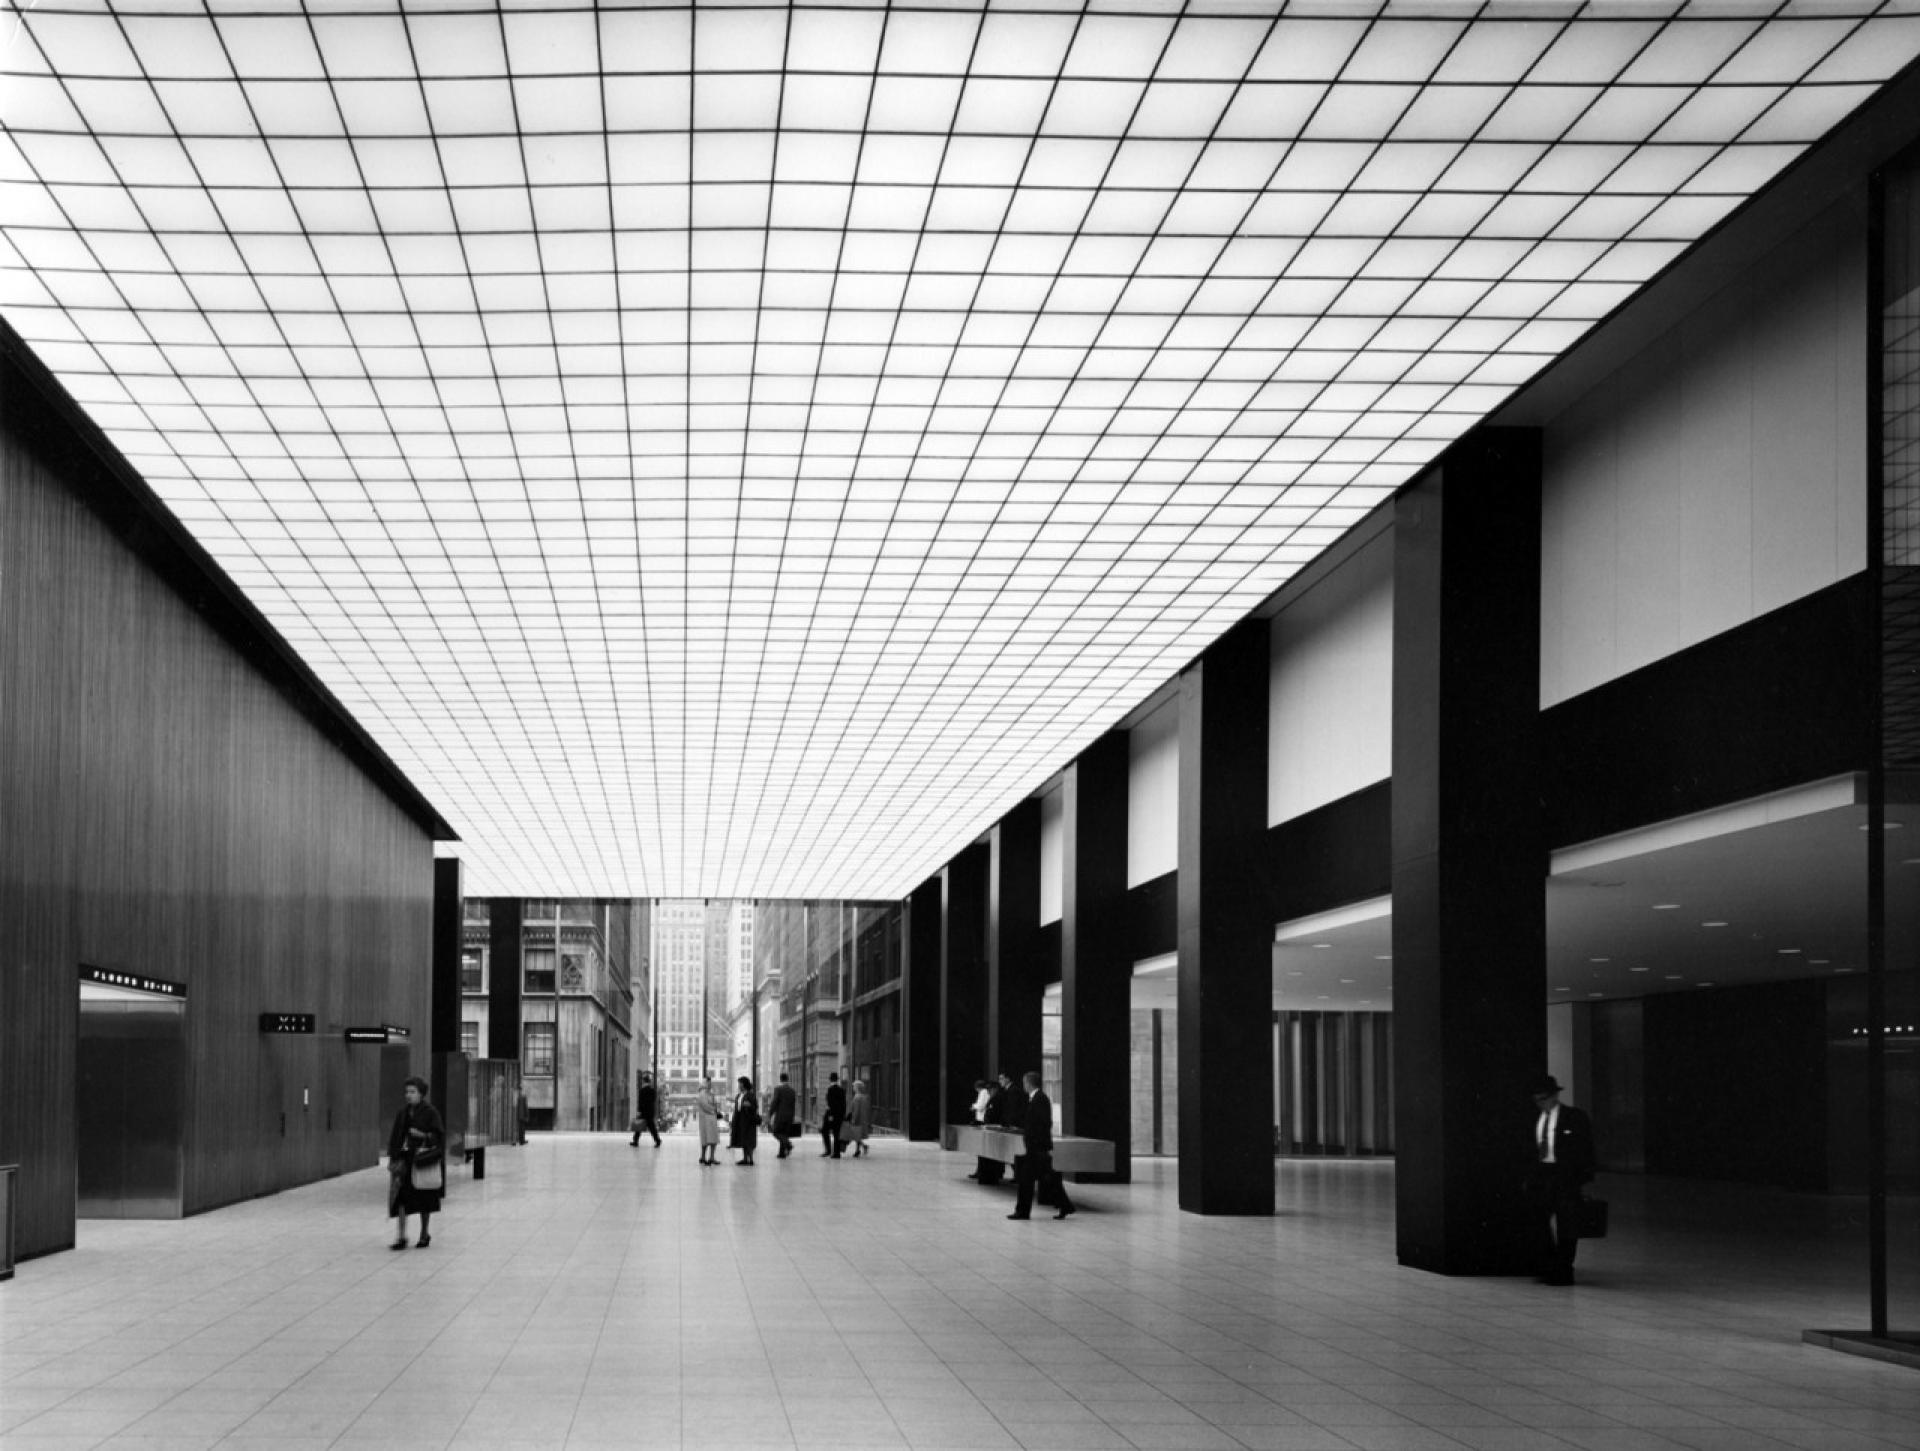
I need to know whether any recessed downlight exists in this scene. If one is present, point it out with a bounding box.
[1629,966,1650,973]
[1589,956,1610,963]
[1697,981,1716,987]
[1702,921,1728,928]
[1312,942,1332,949]
[1373,954,1392,961]
[1665,974,1684,980]
[1778,947,1801,955]
[1651,903,1680,910]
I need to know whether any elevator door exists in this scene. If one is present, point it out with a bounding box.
[77,995,186,1218]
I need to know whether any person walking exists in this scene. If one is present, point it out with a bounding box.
[1007,1070,1074,1222]
[696,1078,722,1166]
[631,1072,661,1147]
[730,1076,760,1166]
[842,1079,873,1157]
[769,1073,798,1158]
[1525,1074,1596,1285]
[821,1072,846,1158]
[386,1075,445,1249]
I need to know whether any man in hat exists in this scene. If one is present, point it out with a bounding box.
[1526,1074,1596,1285]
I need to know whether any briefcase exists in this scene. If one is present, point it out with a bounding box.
[1569,1196,1609,1239]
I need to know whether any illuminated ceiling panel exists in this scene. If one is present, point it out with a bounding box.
[4,1,1916,898]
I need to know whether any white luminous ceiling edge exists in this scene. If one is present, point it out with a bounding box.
[4,1,1918,898]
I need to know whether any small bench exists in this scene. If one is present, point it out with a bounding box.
[947,1124,1114,1174]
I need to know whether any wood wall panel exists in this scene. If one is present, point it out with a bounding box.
[2,353,435,1259]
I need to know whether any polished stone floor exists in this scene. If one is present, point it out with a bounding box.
[4,1134,1919,1450]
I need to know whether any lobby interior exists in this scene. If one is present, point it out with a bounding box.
[8,4,1920,1446]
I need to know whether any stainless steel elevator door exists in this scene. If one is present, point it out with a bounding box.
[77,997,185,1218]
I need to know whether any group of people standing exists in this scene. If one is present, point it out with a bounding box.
[969,1069,1074,1221]
[675,1070,873,1166]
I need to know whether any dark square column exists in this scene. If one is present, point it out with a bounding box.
[940,845,989,1128]
[988,798,1043,1083]
[431,858,462,1057]
[903,875,944,1140]
[1391,426,1545,1275]
[1062,731,1131,1182]
[487,896,523,1062]
[1177,616,1274,1215]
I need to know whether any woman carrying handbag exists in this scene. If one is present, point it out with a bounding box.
[730,1076,760,1166]
[387,1075,445,1250]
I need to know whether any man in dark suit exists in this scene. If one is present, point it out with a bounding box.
[631,1072,660,1147]
[769,1073,798,1158]
[1008,1071,1074,1222]
[821,1071,846,1158]
[1526,1073,1595,1285]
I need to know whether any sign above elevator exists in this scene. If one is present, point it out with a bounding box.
[258,1014,315,1034]
[343,1027,389,1044]
[80,964,184,999]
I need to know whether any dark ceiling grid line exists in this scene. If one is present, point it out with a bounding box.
[812,2,1335,831]
[767,2,1261,889]
[1141,6,1659,539]
[491,0,634,897]
[593,0,658,897]
[701,2,797,899]
[8,3,1919,894]
[212,0,543,864]
[1157,1,1815,673]
[739,0,1049,895]
[392,1,608,891]
[12,2,476,851]
[720,0,989,899]
[742,0,1105,897]
[1238,4,1764,507]
[676,4,695,890]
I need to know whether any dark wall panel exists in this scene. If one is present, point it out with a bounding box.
[1127,871,1178,962]
[1541,574,1873,848]
[1644,980,1828,1190]
[1269,779,1392,924]
[2,351,435,1259]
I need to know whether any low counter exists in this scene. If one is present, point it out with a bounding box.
[947,1125,1114,1174]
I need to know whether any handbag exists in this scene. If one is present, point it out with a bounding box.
[1568,1195,1608,1239]
[410,1154,445,1194]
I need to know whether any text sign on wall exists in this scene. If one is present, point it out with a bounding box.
[80,963,185,998]
[259,1013,315,1034]
[344,1027,389,1044]
[383,1024,410,1039]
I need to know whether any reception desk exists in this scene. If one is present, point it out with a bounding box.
[947,1125,1114,1174]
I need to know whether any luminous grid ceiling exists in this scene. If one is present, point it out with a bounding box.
[4,2,1917,899]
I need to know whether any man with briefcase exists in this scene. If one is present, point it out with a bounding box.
[1524,1073,1599,1285]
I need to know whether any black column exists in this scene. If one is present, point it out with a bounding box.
[1391,426,1544,1275]
[940,845,989,1127]
[431,858,462,1056]
[1177,616,1274,1215]
[487,896,523,1062]
[988,798,1043,1083]
[1062,731,1131,1182]
[903,876,944,1140]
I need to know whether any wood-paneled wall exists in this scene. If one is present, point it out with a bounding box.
[1,347,437,1260]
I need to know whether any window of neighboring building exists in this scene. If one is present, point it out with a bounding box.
[461,948,485,993]
[461,1020,480,1057]
[525,948,556,994]
[561,951,586,991]
[524,1021,556,1076]
[525,899,558,920]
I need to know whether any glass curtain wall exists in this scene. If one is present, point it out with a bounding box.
[756,900,903,1132]
[1874,146,1920,1349]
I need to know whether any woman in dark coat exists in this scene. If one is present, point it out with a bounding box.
[729,1076,760,1166]
[387,1075,444,1250]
